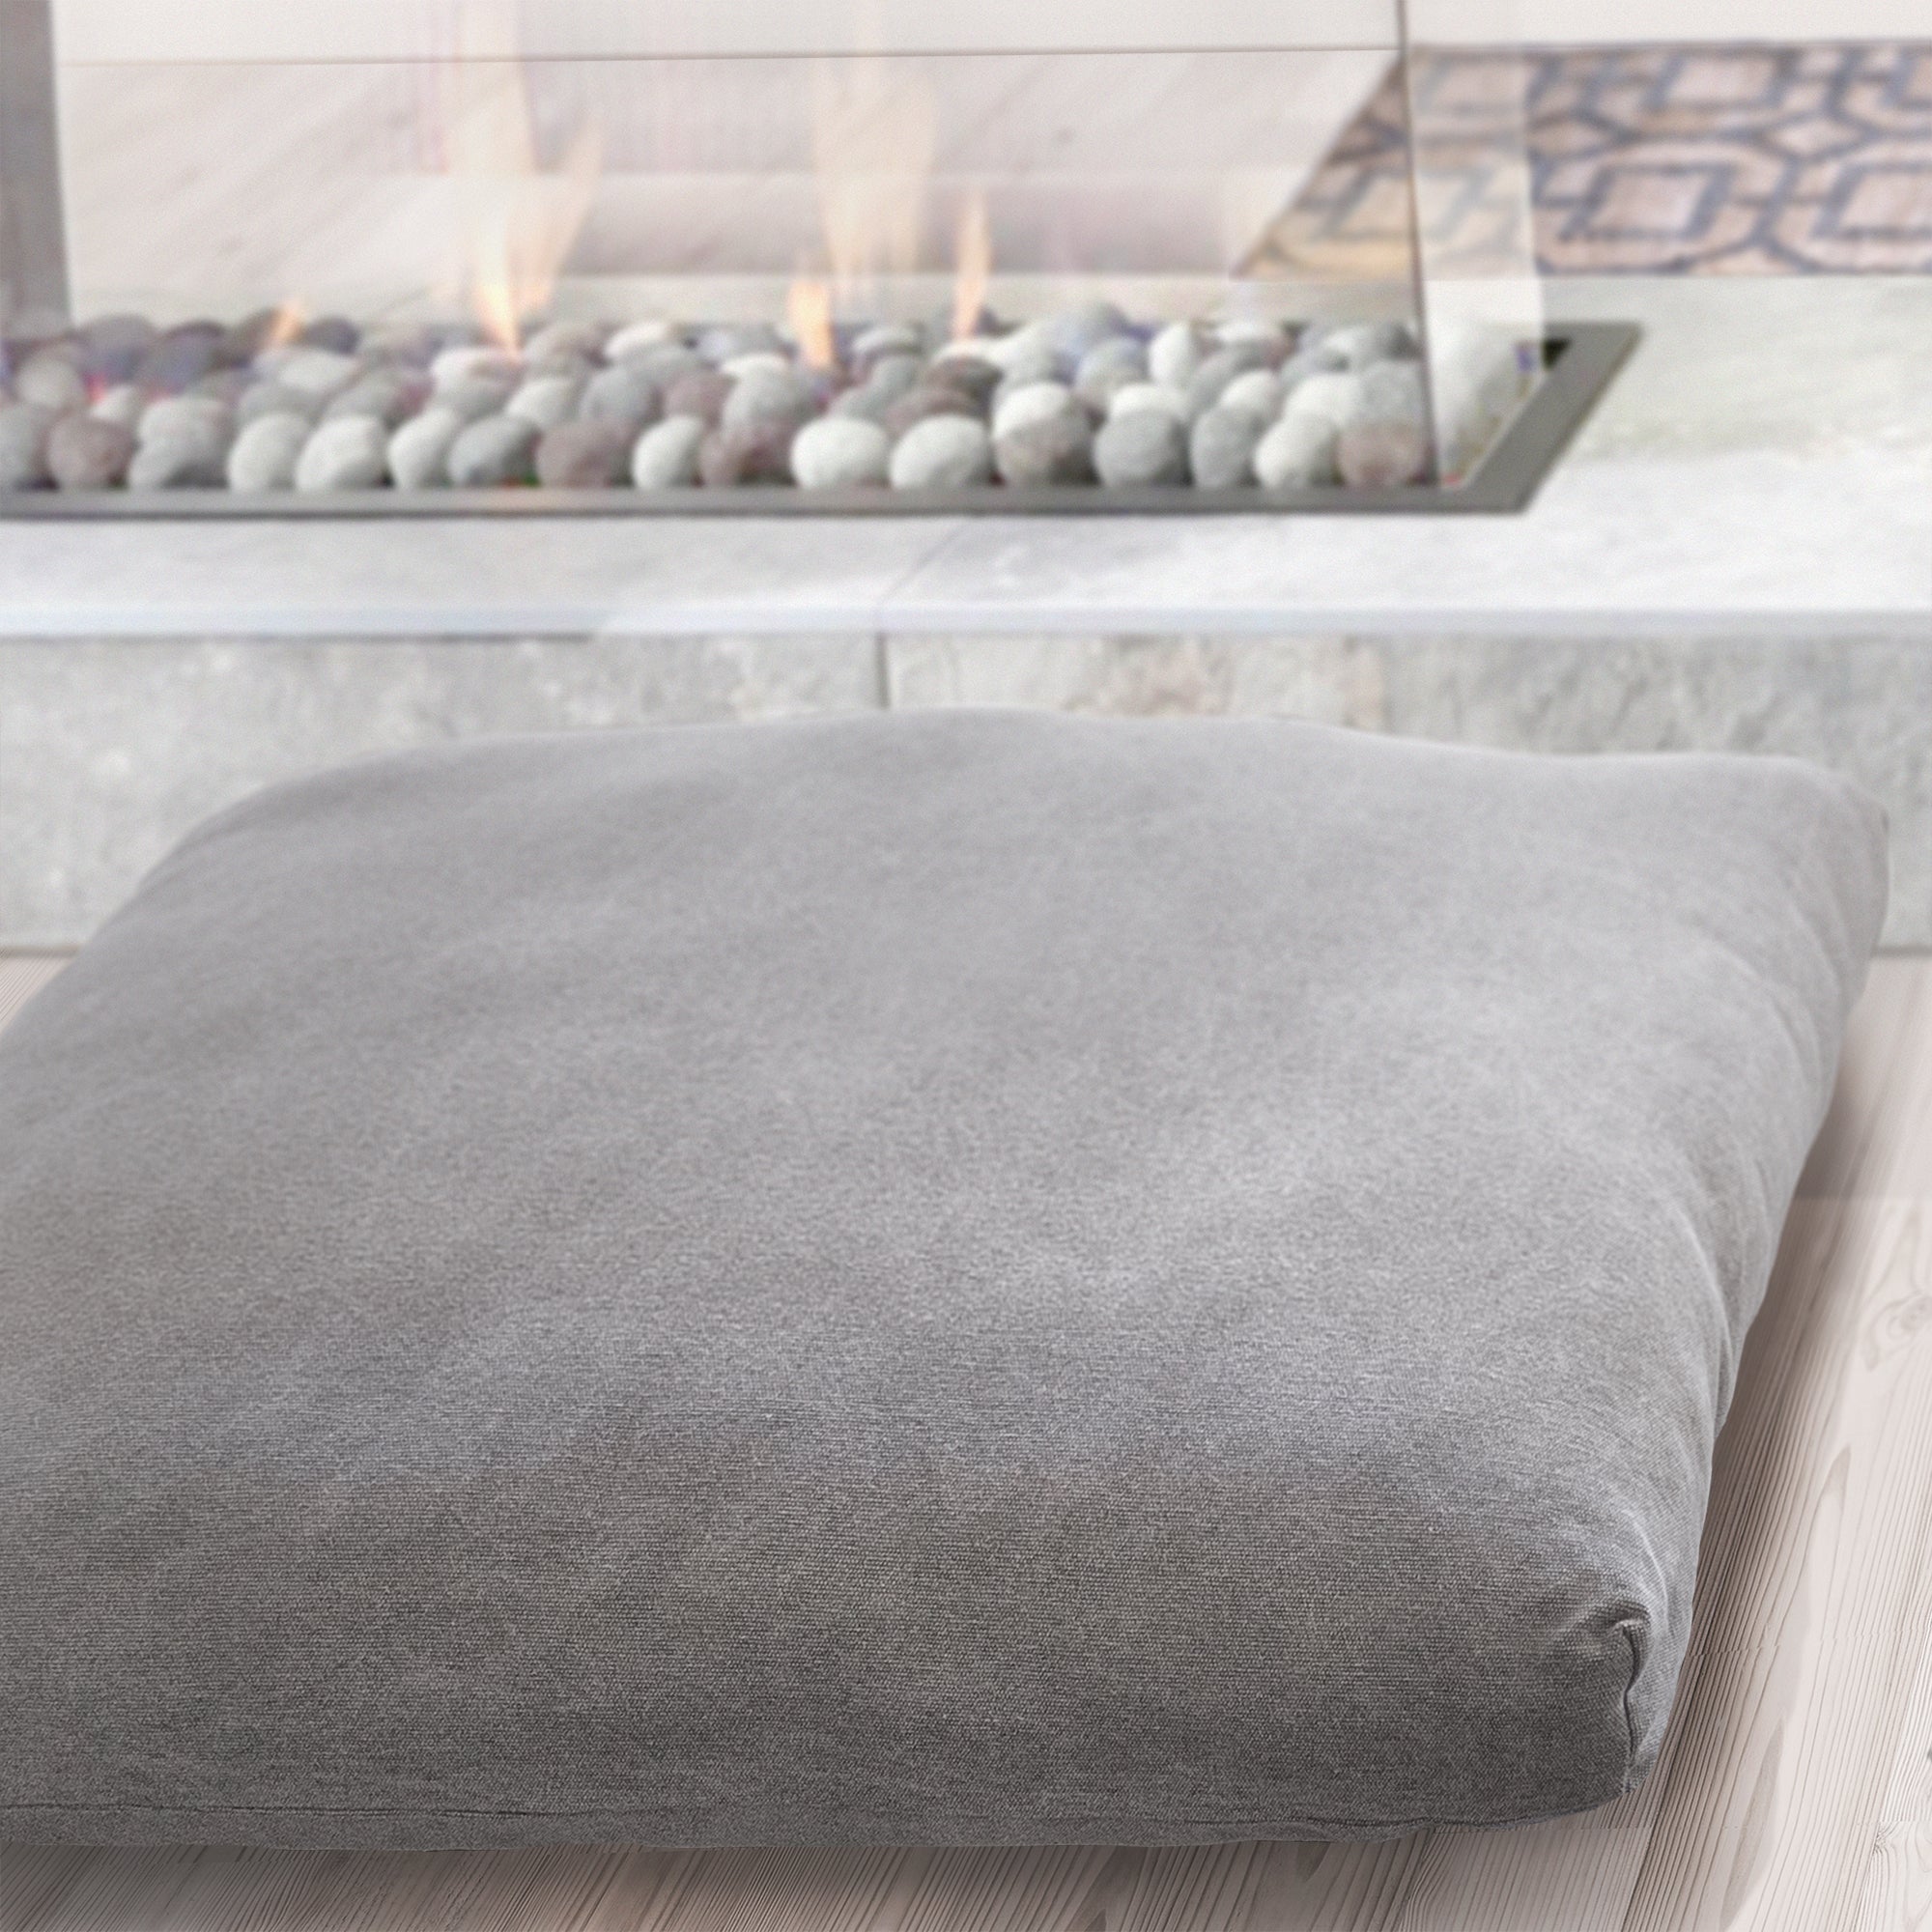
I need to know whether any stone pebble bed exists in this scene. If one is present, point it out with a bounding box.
[0,303,1435,498]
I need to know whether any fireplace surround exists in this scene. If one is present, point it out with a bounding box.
[0,0,1630,512]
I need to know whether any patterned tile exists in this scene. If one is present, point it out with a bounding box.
[1251,44,1932,277]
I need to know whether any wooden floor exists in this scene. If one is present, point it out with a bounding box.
[3,951,1929,1932]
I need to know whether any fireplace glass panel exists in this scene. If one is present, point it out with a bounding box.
[0,0,1557,500]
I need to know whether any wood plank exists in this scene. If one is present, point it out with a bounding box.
[0,952,69,1031]
[1798,957,1932,1204]
[1851,1823,1932,1932]
[1617,1197,1932,1932]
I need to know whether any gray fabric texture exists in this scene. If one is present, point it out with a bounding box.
[0,710,1888,1847]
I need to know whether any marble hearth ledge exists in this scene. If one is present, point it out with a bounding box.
[0,279,1927,641]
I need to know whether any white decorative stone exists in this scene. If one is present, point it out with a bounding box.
[1253,412,1340,489]
[889,415,993,490]
[295,416,389,492]
[225,413,310,492]
[1106,383,1190,424]
[431,345,521,391]
[272,348,363,401]
[1148,322,1208,390]
[506,374,583,433]
[789,416,890,489]
[1219,370,1285,421]
[992,381,1078,441]
[16,353,88,415]
[721,351,792,384]
[1093,409,1188,488]
[89,384,145,431]
[1284,372,1367,432]
[387,408,463,490]
[631,415,706,489]
[604,319,681,362]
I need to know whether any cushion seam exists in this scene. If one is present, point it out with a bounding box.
[1617,1615,1644,1789]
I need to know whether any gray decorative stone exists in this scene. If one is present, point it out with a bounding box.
[45,414,133,491]
[188,369,253,410]
[1276,346,1351,400]
[788,415,890,490]
[522,319,607,364]
[882,384,978,439]
[325,369,428,427]
[297,315,360,355]
[631,414,706,489]
[436,378,515,424]
[295,415,389,492]
[1188,406,1264,490]
[829,385,890,424]
[445,414,540,488]
[663,368,732,426]
[273,348,363,402]
[722,365,817,437]
[534,419,633,490]
[860,354,922,406]
[991,380,1079,442]
[698,422,792,487]
[15,352,87,415]
[386,407,464,490]
[75,313,155,385]
[218,309,287,366]
[1356,359,1428,429]
[357,323,440,369]
[1185,344,1274,418]
[1148,321,1209,390]
[1073,336,1149,412]
[1046,298,1131,364]
[698,321,784,365]
[991,336,1063,396]
[1326,320,1420,368]
[224,413,310,493]
[1337,420,1431,489]
[1094,409,1189,488]
[889,414,993,490]
[506,374,583,433]
[237,381,321,427]
[134,324,227,394]
[631,345,707,389]
[851,322,925,370]
[579,364,661,431]
[1254,411,1340,489]
[993,410,1094,486]
[924,350,1001,411]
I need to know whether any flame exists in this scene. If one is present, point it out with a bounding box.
[951,192,991,341]
[787,277,837,371]
[810,58,936,307]
[264,299,308,351]
[435,4,603,354]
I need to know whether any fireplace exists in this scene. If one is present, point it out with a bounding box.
[0,0,1632,513]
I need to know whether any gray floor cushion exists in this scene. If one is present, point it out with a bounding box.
[0,711,1887,1847]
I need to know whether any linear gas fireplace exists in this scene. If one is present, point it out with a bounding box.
[0,0,1631,513]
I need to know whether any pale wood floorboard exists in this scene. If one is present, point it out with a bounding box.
[3,950,1929,1932]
